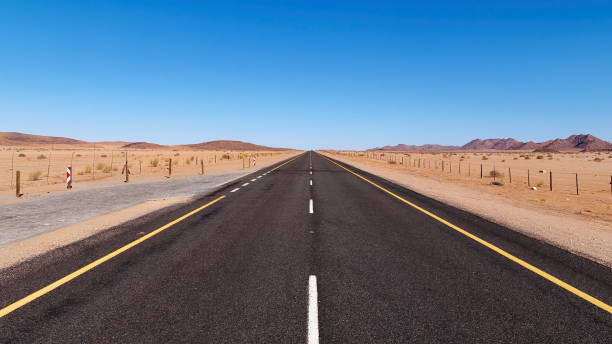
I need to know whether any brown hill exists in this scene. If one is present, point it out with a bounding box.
[369,144,460,151]
[179,140,287,151]
[0,132,289,151]
[370,134,612,152]
[0,132,86,146]
[121,142,167,149]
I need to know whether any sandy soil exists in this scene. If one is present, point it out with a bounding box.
[321,151,612,267]
[0,144,298,202]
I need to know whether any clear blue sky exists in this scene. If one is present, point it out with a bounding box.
[1,1,611,150]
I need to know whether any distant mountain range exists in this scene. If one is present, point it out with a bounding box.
[370,134,612,152]
[0,132,289,151]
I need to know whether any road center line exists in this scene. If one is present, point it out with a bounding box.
[308,275,319,344]
[310,180,313,186]
[309,199,314,214]
[251,179,257,182]
[230,188,240,193]
[322,155,612,315]
[0,195,226,318]
[242,183,249,186]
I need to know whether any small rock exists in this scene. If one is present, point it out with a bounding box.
[490,181,504,186]
[531,186,537,191]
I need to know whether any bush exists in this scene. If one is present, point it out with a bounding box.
[149,158,159,167]
[222,153,231,160]
[388,161,397,165]
[76,154,82,157]
[489,170,504,178]
[536,182,544,188]
[593,157,603,162]
[524,156,531,160]
[174,153,180,156]
[481,156,488,160]
[18,153,26,157]
[102,165,112,173]
[37,154,46,160]
[96,163,107,171]
[536,155,544,159]
[28,170,42,181]
[100,154,107,158]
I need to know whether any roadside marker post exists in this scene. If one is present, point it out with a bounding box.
[201,160,205,175]
[66,166,72,189]
[15,171,20,198]
[252,156,257,166]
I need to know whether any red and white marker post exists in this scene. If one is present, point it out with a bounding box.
[252,156,256,166]
[66,166,72,189]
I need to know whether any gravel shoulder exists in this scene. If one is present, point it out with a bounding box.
[321,152,612,268]
[0,157,294,268]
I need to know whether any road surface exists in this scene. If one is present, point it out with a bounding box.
[1,152,610,343]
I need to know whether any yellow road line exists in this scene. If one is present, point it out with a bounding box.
[0,195,226,319]
[267,153,303,173]
[322,155,612,315]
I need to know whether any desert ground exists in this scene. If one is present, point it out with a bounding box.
[0,143,297,201]
[328,150,612,222]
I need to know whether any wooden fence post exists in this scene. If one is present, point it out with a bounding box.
[549,171,552,191]
[201,160,204,175]
[575,173,579,195]
[528,169,530,186]
[480,164,483,179]
[125,153,129,183]
[15,170,20,198]
[169,158,172,176]
[509,168,512,184]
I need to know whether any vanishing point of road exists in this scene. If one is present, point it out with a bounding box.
[1,152,610,343]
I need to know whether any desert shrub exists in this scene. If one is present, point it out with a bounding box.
[489,170,504,178]
[388,161,397,165]
[174,153,180,156]
[113,167,118,171]
[185,159,191,165]
[481,156,488,160]
[593,157,603,162]
[536,182,544,188]
[222,153,231,160]
[149,158,159,167]
[501,159,506,162]
[76,154,82,157]
[96,163,107,170]
[536,155,544,160]
[17,153,26,157]
[37,154,46,160]
[28,170,42,181]
[513,157,518,160]
[100,154,107,158]
[102,165,112,173]
[190,156,195,161]
[524,156,531,160]
[84,165,92,173]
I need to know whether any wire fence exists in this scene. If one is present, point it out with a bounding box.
[333,150,612,199]
[1,148,291,195]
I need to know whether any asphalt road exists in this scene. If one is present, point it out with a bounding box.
[0,151,610,343]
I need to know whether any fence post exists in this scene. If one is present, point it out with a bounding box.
[575,173,579,195]
[528,169,530,186]
[509,168,512,184]
[169,158,172,177]
[493,164,496,182]
[201,160,204,175]
[480,164,483,179]
[15,170,20,198]
[125,153,129,183]
[549,171,552,191]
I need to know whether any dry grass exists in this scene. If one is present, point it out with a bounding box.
[28,170,42,181]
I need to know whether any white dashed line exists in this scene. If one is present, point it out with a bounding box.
[251,179,257,182]
[310,171,312,175]
[242,183,249,187]
[230,188,240,193]
[257,176,262,179]
[308,275,319,344]
[309,199,314,214]
[310,180,312,186]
